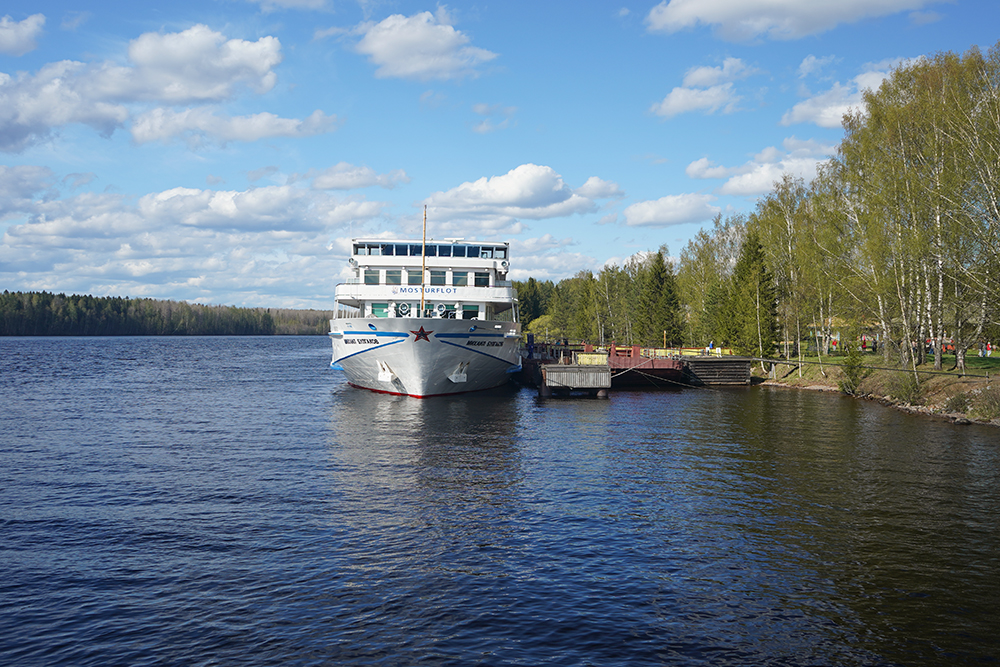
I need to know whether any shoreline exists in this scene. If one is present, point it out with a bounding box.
[757,371,1000,428]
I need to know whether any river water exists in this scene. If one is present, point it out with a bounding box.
[1,336,998,666]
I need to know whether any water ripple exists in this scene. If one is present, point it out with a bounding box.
[2,337,998,665]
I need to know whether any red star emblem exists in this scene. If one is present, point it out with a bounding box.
[410,326,433,342]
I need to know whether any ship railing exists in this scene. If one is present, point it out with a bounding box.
[341,278,512,287]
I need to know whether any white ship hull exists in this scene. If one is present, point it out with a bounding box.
[330,317,522,397]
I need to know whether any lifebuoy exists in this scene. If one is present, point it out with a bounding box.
[436,303,446,314]
[397,303,410,316]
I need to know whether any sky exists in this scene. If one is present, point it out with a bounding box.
[1,0,998,308]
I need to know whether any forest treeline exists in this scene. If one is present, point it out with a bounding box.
[515,42,1000,371]
[0,291,333,336]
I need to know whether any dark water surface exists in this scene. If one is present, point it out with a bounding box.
[2,336,998,666]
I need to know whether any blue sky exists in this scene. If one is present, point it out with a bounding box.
[1,0,998,308]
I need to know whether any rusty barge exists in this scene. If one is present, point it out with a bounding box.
[519,339,751,397]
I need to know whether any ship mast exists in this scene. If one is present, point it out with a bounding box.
[420,205,427,315]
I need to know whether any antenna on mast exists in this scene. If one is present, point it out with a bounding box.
[420,205,427,315]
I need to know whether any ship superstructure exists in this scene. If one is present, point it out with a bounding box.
[330,238,521,397]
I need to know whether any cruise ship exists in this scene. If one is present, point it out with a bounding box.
[329,237,522,397]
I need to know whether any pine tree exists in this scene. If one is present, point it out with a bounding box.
[636,250,683,347]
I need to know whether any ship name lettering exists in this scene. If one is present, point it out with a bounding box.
[345,337,379,345]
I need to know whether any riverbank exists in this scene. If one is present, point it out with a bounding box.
[755,354,1000,427]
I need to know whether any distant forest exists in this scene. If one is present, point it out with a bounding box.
[0,291,333,336]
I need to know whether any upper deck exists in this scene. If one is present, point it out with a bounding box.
[336,238,517,320]
[350,239,510,271]
[344,238,511,290]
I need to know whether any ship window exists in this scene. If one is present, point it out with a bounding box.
[354,244,367,255]
[480,247,493,259]
[367,244,381,256]
[372,303,389,318]
[430,270,446,285]
[386,269,402,285]
[364,270,379,285]
[381,244,394,256]
[453,271,468,286]
[438,245,452,257]
[425,245,437,257]
[407,270,422,285]
[474,272,490,287]
[466,246,480,258]
[409,244,423,256]
[452,245,466,258]
[395,244,409,256]
[494,248,506,260]
[462,304,479,320]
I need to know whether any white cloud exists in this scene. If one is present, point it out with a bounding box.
[507,236,597,282]
[645,0,938,40]
[415,165,622,238]
[651,83,738,118]
[685,157,732,179]
[781,59,907,128]
[682,57,755,87]
[798,54,838,78]
[652,57,757,119]
[0,165,55,218]
[0,61,130,152]
[115,25,282,103]
[687,136,836,195]
[139,185,316,232]
[622,194,720,227]
[0,181,392,306]
[131,108,336,145]
[0,24,333,152]
[353,8,497,81]
[306,162,410,190]
[781,82,860,128]
[783,136,837,157]
[513,234,575,255]
[0,14,44,56]
[424,164,605,231]
[136,185,390,233]
[575,176,623,199]
[719,163,795,195]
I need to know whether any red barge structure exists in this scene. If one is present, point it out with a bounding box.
[519,338,751,397]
